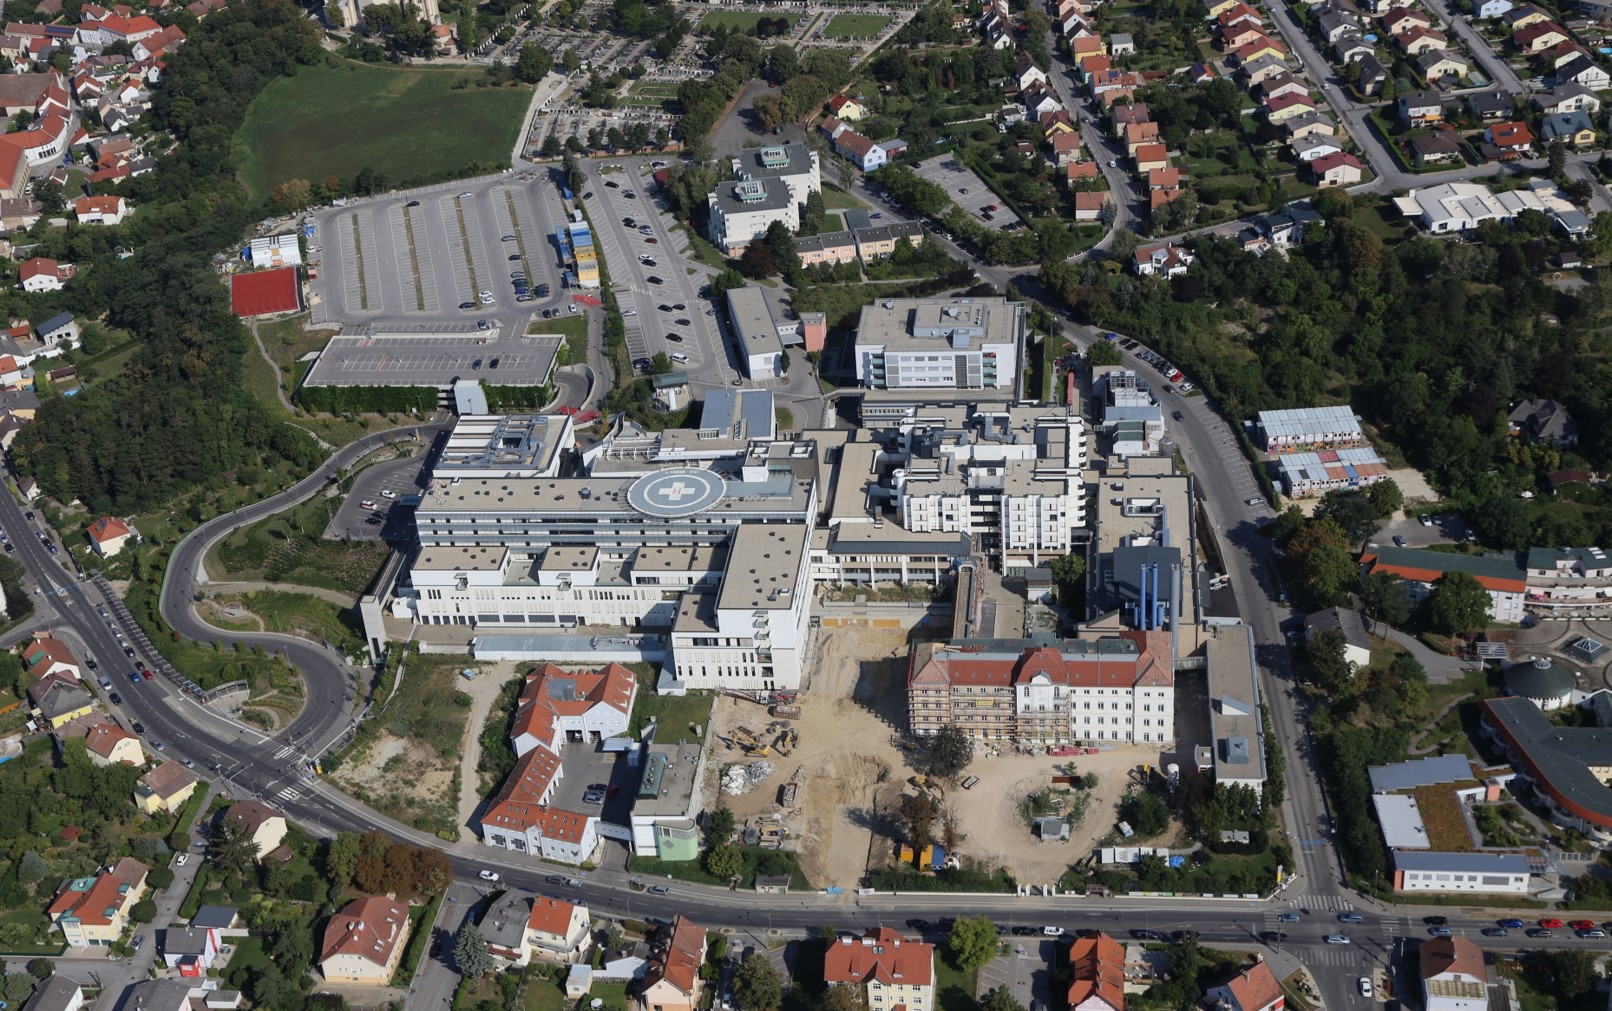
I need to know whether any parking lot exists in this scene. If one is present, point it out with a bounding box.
[310,174,564,325]
[301,330,561,389]
[327,455,428,541]
[980,936,1058,1011]
[580,162,733,382]
[913,154,1023,232]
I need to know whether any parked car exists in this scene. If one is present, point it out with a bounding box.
[1358,978,1372,999]
[1042,926,1064,937]
[648,884,670,895]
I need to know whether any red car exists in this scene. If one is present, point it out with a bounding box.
[1569,920,1596,931]
[1540,918,1564,929]
[644,237,657,244]
[142,670,154,680]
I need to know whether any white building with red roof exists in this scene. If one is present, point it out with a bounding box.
[637,917,707,1011]
[479,663,635,864]
[319,896,411,985]
[823,928,935,1011]
[480,889,591,965]
[1420,936,1489,1011]
[73,195,126,225]
[83,720,142,766]
[1206,960,1284,1011]
[86,515,134,556]
[18,257,71,292]
[908,631,1176,746]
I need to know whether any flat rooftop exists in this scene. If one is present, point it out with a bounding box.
[726,286,782,358]
[436,414,573,476]
[855,296,1023,353]
[716,523,809,611]
[303,332,559,389]
[1205,622,1266,786]
[416,468,813,520]
[633,741,703,818]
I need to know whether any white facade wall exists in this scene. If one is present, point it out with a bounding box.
[1396,867,1529,894]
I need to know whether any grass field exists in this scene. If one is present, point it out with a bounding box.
[235,60,531,199]
[696,9,798,31]
[528,314,588,367]
[823,14,891,37]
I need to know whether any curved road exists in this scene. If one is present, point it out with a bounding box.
[157,419,449,760]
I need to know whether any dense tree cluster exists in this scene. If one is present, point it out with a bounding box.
[1045,221,1612,544]
[12,0,328,513]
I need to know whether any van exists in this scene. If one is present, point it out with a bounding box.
[670,352,690,364]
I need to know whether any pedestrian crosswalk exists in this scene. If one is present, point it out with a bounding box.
[276,786,302,803]
[272,745,296,760]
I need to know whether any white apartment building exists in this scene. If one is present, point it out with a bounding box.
[855,297,1023,392]
[730,142,821,208]
[708,178,800,256]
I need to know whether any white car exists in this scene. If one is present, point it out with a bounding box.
[176,853,189,866]
[1358,978,1373,999]
[360,499,376,510]
[381,489,398,499]
[1042,926,1065,936]
[478,870,500,881]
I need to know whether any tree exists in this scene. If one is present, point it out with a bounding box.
[1285,517,1356,606]
[1126,791,1170,837]
[1085,340,1122,368]
[1538,950,1597,1002]
[269,178,313,213]
[24,959,50,981]
[1314,490,1379,546]
[130,899,156,923]
[1365,479,1403,519]
[947,915,998,973]
[1301,628,1357,696]
[649,352,673,374]
[562,47,581,73]
[1048,551,1085,606]
[209,814,259,876]
[1359,571,1411,628]
[734,953,783,1011]
[979,987,1024,1011]
[31,178,62,213]
[455,924,494,978]
[1427,571,1491,634]
[2,974,34,1003]
[148,867,175,890]
[326,832,361,887]
[1109,228,1139,263]
[17,850,45,885]
[927,724,972,779]
[897,791,940,848]
[753,94,784,131]
[517,42,553,83]
[704,843,744,880]
[817,986,864,1011]
[705,805,735,847]
[739,240,777,279]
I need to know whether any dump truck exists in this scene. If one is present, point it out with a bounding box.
[770,704,802,720]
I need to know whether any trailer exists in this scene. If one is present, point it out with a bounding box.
[770,704,802,720]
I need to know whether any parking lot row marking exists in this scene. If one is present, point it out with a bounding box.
[389,206,427,313]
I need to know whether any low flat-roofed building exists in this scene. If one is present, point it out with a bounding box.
[1274,447,1392,497]
[629,741,708,859]
[855,297,1023,393]
[1393,850,1530,894]
[725,287,784,379]
[1482,694,1612,840]
[434,414,576,479]
[1205,623,1266,795]
[1253,405,1364,452]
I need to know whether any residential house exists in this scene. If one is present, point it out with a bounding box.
[47,857,147,947]
[1111,103,1151,135]
[1514,21,1569,51]
[1533,82,1601,114]
[24,633,79,680]
[1509,398,1578,444]
[795,231,858,267]
[1074,191,1109,221]
[1420,937,1489,1011]
[1382,6,1432,32]
[1486,120,1535,156]
[1206,961,1285,1011]
[1397,25,1451,54]
[824,928,935,1011]
[1123,120,1160,154]
[1257,71,1309,102]
[1333,32,1375,62]
[1067,933,1124,1011]
[72,195,125,224]
[826,94,865,121]
[1241,52,1291,84]
[1465,88,1513,120]
[1399,90,1445,124]
[19,976,84,1011]
[1066,160,1101,183]
[637,916,707,1011]
[1080,54,1112,84]
[1542,40,1590,69]
[1071,33,1104,59]
[1556,54,1609,89]
[1304,607,1372,669]
[1293,133,1343,161]
[1474,0,1512,16]
[82,721,141,767]
[1187,61,1217,82]
[1152,186,1190,211]
[1503,2,1551,28]
[1015,52,1048,90]
[36,312,76,348]
[833,129,888,173]
[1317,8,1363,40]
[161,926,220,977]
[1416,49,1469,79]
[481,890,591,966]
[1286,111,1337,138]
[1265,92,1317,121]
[86,515,133,556]
[0,357,24,392]
[1127,144,1165,174]
[1049,131,1084,165]
[320,897,411,985]
[1110,32,1135,55]
[1410,130,1464,166]
[28,672,93,730]
[1541,109,1596,144]
[222,801,288,862]
[1148,166,1184,190]
[1312,151,1364,185]
[1233,35,1287,61]
[18,257,70,292]
[1134,242,1195,277]
[134,761,198,815]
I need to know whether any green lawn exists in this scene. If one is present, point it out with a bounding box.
[823,13,891,37]
[934,953,978,1011]
[696,10,798,31]
[235,60,531,199]
[821,184,868,211]
[527,314,588,367]
[625,667,714,739]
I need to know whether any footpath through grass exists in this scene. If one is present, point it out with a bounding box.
[235,59,530,198]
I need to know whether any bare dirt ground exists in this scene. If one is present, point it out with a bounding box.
[1287,466,1437,516]
[706,623,1169,887]
[708,625,916,889]
[945,745,1160,886]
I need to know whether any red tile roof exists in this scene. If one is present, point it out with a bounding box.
[229,266,300,317]
[48,857,145,924]
[910,631,1174,691]
[1068,932,1124,1011]
[83,721,138,761]
[88,515,131,544]
[824,928,935,988]
[320,896,409,968]
[1215,961,1283,1011]
[643,916,707,997]
[1420,936,1486,982]
[24,634,77,676]
[528,896,578,937]
[511,663,634,752]
[18,257,57,281]
[1311,151,1363,175]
